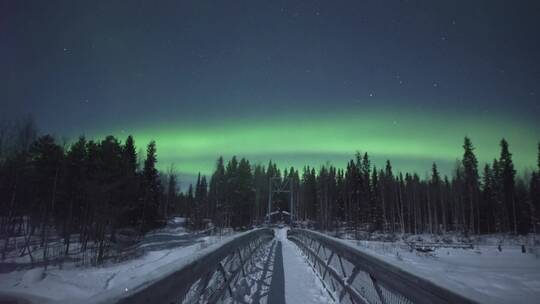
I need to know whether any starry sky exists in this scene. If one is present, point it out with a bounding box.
[1,0,539,182]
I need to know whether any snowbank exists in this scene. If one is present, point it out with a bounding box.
[344,237,540,304]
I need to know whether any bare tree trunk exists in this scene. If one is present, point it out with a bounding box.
[2,182,17,260]
[413,188,417,235]
[381,188,387,233]
[396,184,405,234]
[43,168,59,270]
[427,189,433,234]
[512,197,518,234]
[476,195,481,234]
[469,184,475,234]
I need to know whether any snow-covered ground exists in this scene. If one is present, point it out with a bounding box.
[0,222,236,303]
[343,237,540,304]
[4,224,536,304]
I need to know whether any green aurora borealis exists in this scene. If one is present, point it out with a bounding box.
[3,1,540,183]
[99,107,539,178]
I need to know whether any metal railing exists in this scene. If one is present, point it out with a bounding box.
[91,228,274,304]
[287,229,477,304]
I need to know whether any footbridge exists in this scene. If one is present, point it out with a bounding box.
[90,228,477,304]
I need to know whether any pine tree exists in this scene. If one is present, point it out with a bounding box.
[28,135,63,260]
[209,157,226,224]
[252,164,266,223]
[335,168,345,226]
[123,135,137,175]
[491,158,505,232]
[499,139,517,234]
[301,167,318,224]
[383,160,396,232]
[191,173,206,229]
[441,175,451,232]
[370,167,383,231]
[359,153,371,226]
[462,137,479,233]
[235,158,253,228]
[481,164,495,233]
[186,184,194,220]
[141,140,161,232]
[199,176,209,219]
[344,160,360,232]
[164,166,177,219]
[431,163,442,233]
[62,136,87,254]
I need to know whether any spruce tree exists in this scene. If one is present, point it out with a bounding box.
[191,173,204,229]
[359,153,371,225]
[481,164,495,233]
[384,160,396,232]
[123,135,137,175]
[499,139,517,234]
[252,164,266,223]
[491,158,505,232]
[164,167,177,219]
[431,163,442,233]
[370,167,383,231]
[236,158,253,228]
[462,137,479,233]
[345,159,360,231]
[63,136,87,254]
[141,140,161,232]
[209,157,226,225]
[186,184,194,220]
[29,135,63,251]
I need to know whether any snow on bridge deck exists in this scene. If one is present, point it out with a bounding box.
[269,228,331,304]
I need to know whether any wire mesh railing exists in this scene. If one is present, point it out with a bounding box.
[287,229,477,304]
[91,228,274,304]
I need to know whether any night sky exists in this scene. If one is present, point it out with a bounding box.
[2,0,539,181]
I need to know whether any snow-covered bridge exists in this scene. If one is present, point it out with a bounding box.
[83,227,476,304]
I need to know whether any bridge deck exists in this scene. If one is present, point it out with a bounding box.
[279,228,331,303]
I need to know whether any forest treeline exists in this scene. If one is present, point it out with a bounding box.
[188,138,540,236]
[1,117,540,263]
[0,118,162,262]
